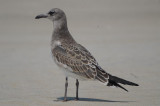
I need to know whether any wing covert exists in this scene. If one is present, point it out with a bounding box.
[52,43,109,81]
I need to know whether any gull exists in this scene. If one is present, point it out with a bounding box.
[35,8,139,101]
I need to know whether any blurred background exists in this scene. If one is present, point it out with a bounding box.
[0,0,160,106]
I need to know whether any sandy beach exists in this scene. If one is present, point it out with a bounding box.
[0,0,160,105]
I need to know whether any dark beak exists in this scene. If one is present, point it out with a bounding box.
[35,14,48,19]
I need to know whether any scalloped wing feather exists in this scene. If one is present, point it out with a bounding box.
[52,43,109,82]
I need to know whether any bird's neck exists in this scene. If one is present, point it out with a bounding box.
[53,17,68,34]
[52,18,75,43]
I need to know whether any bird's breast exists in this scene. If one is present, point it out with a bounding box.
[51,40,61,50]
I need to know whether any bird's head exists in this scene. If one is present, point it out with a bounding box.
[35,8,66,22]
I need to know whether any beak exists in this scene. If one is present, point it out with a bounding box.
[35,14,48,19]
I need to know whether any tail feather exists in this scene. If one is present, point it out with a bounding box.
[109,75,139,86]
[107,80,128,92]
[95,67,139,92]
[107,74,139,92]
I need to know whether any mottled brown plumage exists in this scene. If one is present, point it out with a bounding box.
[52,41,109,81]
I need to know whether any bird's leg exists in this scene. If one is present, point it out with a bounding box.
[75,79,79,100]
[64,77,68,101]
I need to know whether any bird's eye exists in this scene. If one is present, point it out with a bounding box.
[48,11,55,15]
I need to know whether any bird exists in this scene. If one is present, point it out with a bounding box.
[35,8,139,101]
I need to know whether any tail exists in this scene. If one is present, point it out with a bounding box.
[95,66,139,92]
[107,74,139,92]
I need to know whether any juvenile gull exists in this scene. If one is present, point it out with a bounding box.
[35,8,139,101]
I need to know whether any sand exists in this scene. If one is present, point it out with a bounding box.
[0,0,160,106]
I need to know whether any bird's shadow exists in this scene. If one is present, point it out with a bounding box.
[54,97,135,103]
